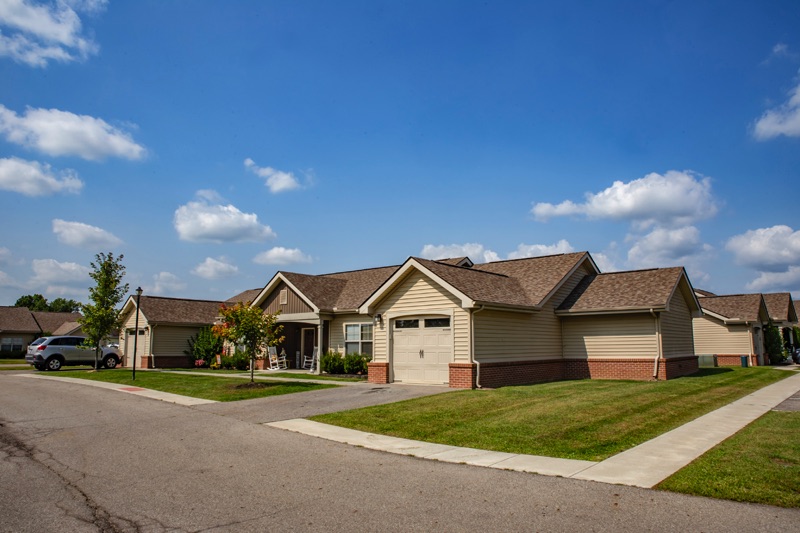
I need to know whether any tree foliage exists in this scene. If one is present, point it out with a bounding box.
[78,253,129,368]
[212,303,284,382]
[48,298,82,313]
[764,322,786,365]
[184,326,224,366]
[14,294,81,312]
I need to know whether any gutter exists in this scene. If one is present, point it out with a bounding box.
[650,309,662,379]
[470,306,486,389]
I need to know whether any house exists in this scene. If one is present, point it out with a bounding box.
[762,293,798,349]
[252,252,701,388]
[692,293,770,366]
[118,295,225,368]
[0,307,83,354]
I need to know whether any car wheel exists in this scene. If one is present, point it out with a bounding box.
[46,357,63,371]
[103,356,119,369]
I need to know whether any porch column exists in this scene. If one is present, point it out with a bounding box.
[315,321,323,375]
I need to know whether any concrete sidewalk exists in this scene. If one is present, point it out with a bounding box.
[269,370,800,488]
[22,374,217,405]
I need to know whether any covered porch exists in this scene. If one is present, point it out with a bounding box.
[275,314,330,370]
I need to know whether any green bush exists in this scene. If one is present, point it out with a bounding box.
[321,350,345,374]
[0,349,25,360]
[343,352,371,374]
[219,350,250,370]
[184,326,224,365]
[765,323,786,365]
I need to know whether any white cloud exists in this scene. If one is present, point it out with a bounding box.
[191,257,239,279]
[28,258,90,295]
[253,247,312,266]
[0,105,145,160]
[52,219,122,249]
[532,170,718,229]
[173,192,276,243]
[627,226,712,269]
[0,156,83,195]
[746,266,800,293]
[244,158,302,193]
[507,240,575,259]
[753,82,800,140]
[0,270,17,287]
[0,0,106,67]
[592,252,619,273]
[726,225,800,271]
[420,243,499,263]
[0,246,11,264]
[149,272,186,296]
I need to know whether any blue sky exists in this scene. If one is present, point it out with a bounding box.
[1,0,799,306]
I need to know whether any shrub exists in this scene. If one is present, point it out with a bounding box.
[321,350,345,374]
[231,350,250,370]
[765,323,786,365]
[0,349,25,360]
[343,352,371,374]
[184,326,224,366]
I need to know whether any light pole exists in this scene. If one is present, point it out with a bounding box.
[132,287,142,381]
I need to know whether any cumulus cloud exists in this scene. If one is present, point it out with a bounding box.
[0,270,17,287]
[191,257,239,279]
[753,82,800,140]
[420,243,500,263]
[532,170,718,229]
[149,272,186,295]
[592,252,619,273]
[746,267,800,293]
[173,192,276,243]
[0,0,106,67]
[726,225,800,271]
[627,226,713,269]
[28,258,90,295]
[0,156,83,195]
[507,240,575,259]
[0,105,145,160]
[52,219,122,249]
[244,158,302,193]
[253,247,312,266]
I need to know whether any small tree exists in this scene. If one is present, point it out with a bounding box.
[764,322,786,365]
[79,253,129,369]
[184,326,224,366]
[212,303,284,382]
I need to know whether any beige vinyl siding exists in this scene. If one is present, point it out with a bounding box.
[562,314,658,359]
[329,314,369,354]
[260,281,313,315]
[692,316,754,355]
[372,270,467,363]
[151,325,199,358]
[119,308,150,367]
[660,290,695,358]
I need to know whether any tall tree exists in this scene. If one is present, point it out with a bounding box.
[79,253,129,369]
[14,294,49,311]
[212,303,284,382]
[49,298,82,313]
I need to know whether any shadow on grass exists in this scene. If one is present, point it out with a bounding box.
[680,367,735,378]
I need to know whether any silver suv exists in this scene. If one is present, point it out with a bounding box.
[26,336,121,371]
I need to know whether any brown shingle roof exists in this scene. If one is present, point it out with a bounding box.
[281,266,400,311]
[694,288,717,297]
[139,296,223,325]
[698,294,766,322]
[762,293,798,323]
[52,321,82,336]
[558,267,686,312]
[226,288,263,305]
[31,311,82,334]
[0,306,41,333]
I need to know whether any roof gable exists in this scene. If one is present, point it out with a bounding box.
[122,295,223,325]
[31,311,82,334]
[557,267,699,315]
[697,294,769,324]
[0,306,41,333]
[762,293,798,323]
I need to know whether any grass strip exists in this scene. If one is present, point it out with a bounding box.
[183,368,366,382]
[57,368,336,401]
[0,359,27,365]
[312,368,790,461]
[657,411,800,508]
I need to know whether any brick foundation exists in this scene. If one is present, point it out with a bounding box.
[448,363,477,388]
[473,359,566,389]
[367,362,390,384]
[715,354,756,367]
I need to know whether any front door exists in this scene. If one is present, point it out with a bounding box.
[301,328,316,362]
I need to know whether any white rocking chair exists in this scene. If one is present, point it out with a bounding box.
[302,347,318,372]
[267,346,287,370]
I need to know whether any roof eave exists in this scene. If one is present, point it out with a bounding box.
[556,305,667,316]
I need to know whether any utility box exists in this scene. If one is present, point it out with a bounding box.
[741,355,749,368]
[698,355,718,368]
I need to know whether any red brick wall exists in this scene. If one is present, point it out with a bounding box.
[472,359,566,389]
[368,362,390,384]
[565,356,699,381]
[716,354,755,367]
[150,355,192,369]
[448,363,476,388]
[659,356,699,379]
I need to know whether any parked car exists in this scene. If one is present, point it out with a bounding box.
[25,336,121,371]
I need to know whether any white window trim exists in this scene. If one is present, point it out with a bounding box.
[343,322,374,355]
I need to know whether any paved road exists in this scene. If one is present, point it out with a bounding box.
[1,373,798,532]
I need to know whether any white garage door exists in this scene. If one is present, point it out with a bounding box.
[392,317,452,384]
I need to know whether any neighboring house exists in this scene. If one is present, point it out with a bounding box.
[762,292,798,349]
[118,296,224,369]
[692,293,770,366]
[252,252,701,388]
[0,307,83,354]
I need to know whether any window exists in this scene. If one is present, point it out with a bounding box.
[424,318,450,328]
[345,324,373,356]
[1,337,23,351]
[394,319,419,329]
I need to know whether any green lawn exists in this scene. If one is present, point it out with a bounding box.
[179,368,367,382]
[57,369,337,401]
[0,359,26,364]
[658,411,800,508]
[312,368,790,461]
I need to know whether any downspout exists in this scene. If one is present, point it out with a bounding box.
[651,309,662,379]
[470,306,486,389]
[148,324,156,369]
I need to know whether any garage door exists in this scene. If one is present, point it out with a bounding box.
[392,317,452,384]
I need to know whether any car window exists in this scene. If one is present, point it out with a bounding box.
[30,338,46,346]
[49,338,64,346]
[66,337,83,346]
